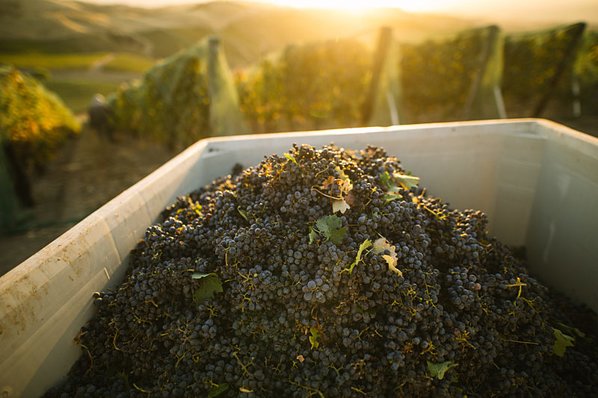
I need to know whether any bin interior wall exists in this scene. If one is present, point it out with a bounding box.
[0,119,596,398]
[526,126,598,313]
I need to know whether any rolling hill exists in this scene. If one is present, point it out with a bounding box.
[0,0,474,67]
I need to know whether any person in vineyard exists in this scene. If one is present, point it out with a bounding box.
[1,140,34,208]
[88,94,113,141]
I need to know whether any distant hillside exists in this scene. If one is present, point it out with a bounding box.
[0,0,475,67]
[3,0,591,69]
[0,0,257,39]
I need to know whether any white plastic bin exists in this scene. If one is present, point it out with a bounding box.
[1,119,597,397]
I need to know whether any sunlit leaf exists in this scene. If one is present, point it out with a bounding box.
[373,238,401,276]
[192,273,223,303]
[382,255,401,276]
[332,199,350,214]
[237,208,249,221]
[379,171,420,194]
[284,152,298,165]
[384,192,402,203]
[427,361,457,380]
[380,171,393,191]
[321,167,353,213]
[309,326,320,349]
[344,239,372,274]
[208,383,229,398]
[558,323,586,338]
[553,328,575,357]
[321,175,336,190]
[313,215,347,245]
[394,172,420,190]
[335,167,353,195]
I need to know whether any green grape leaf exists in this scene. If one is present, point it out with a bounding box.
[380,171,394,191]
[558,322,586,338]
[314,215,347,245]
[553,328,575,357]
[208,383,229,398]
[309,326,320,349]
[192,273,223,303]
[394,173,420,190]
[237,208,249,221]
[284,152,298,165]
[572,327,586,338]
[383,192,402,203]
[427,361,457,380]
[379,171,420,194]
[344,239,372,274]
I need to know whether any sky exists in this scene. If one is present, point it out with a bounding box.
[84,0,598,22]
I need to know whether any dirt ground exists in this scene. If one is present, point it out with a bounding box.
[0,126,171,276]
[555,115,598,139]
[0,117,596,277]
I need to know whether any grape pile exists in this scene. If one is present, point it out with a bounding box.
[46,144,597,397]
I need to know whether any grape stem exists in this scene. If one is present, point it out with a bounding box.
[286,379,324,398]
[310,186,343,201]
[506,277,527,299]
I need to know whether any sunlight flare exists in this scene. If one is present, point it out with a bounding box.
[257,0,459,12]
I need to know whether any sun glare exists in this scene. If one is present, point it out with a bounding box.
[91,1,463,14]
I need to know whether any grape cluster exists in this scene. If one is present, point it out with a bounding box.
[46,144,597,397]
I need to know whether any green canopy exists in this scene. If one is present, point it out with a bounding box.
[109,37,245,150]
[237,38,373,133]
[399,25,505,124]
[503,22,586,117]
[0,67,80,232]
